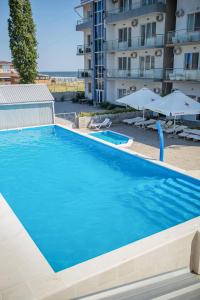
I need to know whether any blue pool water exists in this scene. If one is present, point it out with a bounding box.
[90,130,130,145]
[0,125,200,272]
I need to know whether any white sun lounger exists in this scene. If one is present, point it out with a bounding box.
[123,117,143,125]
[135,119,155,127]
[178,132,190,138]
[163,120,173,129]
[186,134,200,141]
[147,120,166,130]
[89,118,112,129]
[164,125,187,134]
[184,129,200,136]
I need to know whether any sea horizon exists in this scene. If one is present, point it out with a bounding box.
[39,71,78,78]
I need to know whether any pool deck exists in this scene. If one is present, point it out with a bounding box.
[78,124,200,179]
[0,123,200,300]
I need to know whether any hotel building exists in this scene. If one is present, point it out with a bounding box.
[0,61,18,85]
[75,0,200,121]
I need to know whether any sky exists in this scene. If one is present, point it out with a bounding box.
[0,0,83,71]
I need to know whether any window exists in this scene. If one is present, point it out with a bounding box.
[142,0,157,5]
[140,56,155,70]
[141,22,156,46]
[184,53,199,70]
[119,0,132,12]
[118,28,128,42]
[2,64,11,73]
[187,12,200,31]
[118,57,131,70]
[87,35,91,45]
[88,59,92,70]
[118,89,127,98]
[118,57,126,70]
[88,82,92,93]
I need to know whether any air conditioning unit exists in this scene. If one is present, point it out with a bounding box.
[173,47,182,55]
[154,88,161,94]
[131,52,137,58]
[156,14,164,22]
[130,86,136,92]
[155,49,162,57]
[131,19,138,27]
[176,9,184,17]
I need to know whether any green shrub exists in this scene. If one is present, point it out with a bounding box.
[78,107,135,118]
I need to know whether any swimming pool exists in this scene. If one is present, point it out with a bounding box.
[0,125,199,272]
[90,130,131,145]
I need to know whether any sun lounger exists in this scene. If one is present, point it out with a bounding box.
[134,118,148,127]
[164,125,187,134]
[163,120,173,129]
[135,119,155,127]
[89,118,112,129]
[178,132,190,138]
[184,129,200,136]
[147,120,166,130]
[123,117,143,125]
[186,134,200,141]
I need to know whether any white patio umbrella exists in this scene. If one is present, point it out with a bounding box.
[116,88,162,121]
[145,90,200,130]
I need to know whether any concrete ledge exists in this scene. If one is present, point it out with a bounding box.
[44,218,200,299]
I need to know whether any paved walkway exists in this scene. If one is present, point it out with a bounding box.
[54,101,106,114]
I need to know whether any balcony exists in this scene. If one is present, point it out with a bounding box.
[167,29,200,46]
[106,0,166,23]
[106,35,164,52]
[78,69,92,79]
[107,69,163,81]
[77,44,92,55]
[76,17,92,31]
[165,69,200,82]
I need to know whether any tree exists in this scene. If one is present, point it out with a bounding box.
[8,0,38,84]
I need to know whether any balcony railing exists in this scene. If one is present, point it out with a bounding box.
[165,69,200,82]
[107,69,163,80]
[167,29,200,45]
[107,0,166,22]
[78,69,92,78]
[108,0,165,15]
[76,17,92,31]
[106,35,164,52]
[77,44,92,55]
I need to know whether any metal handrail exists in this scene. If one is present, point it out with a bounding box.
[165,68,200,81]
[106,34,164,51]
[77,16,91,25]
[78,69,92,78]
[167,28,200,44]
[107,0,166,15]
[107,68,163,80]
[77,44,92,55]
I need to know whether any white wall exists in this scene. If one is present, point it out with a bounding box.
[173,45,200,70]
[0,103,54,130]
[106,14,166,41]
[176,0,200,31]
[107,80,162,102]
[108,48,164,70]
